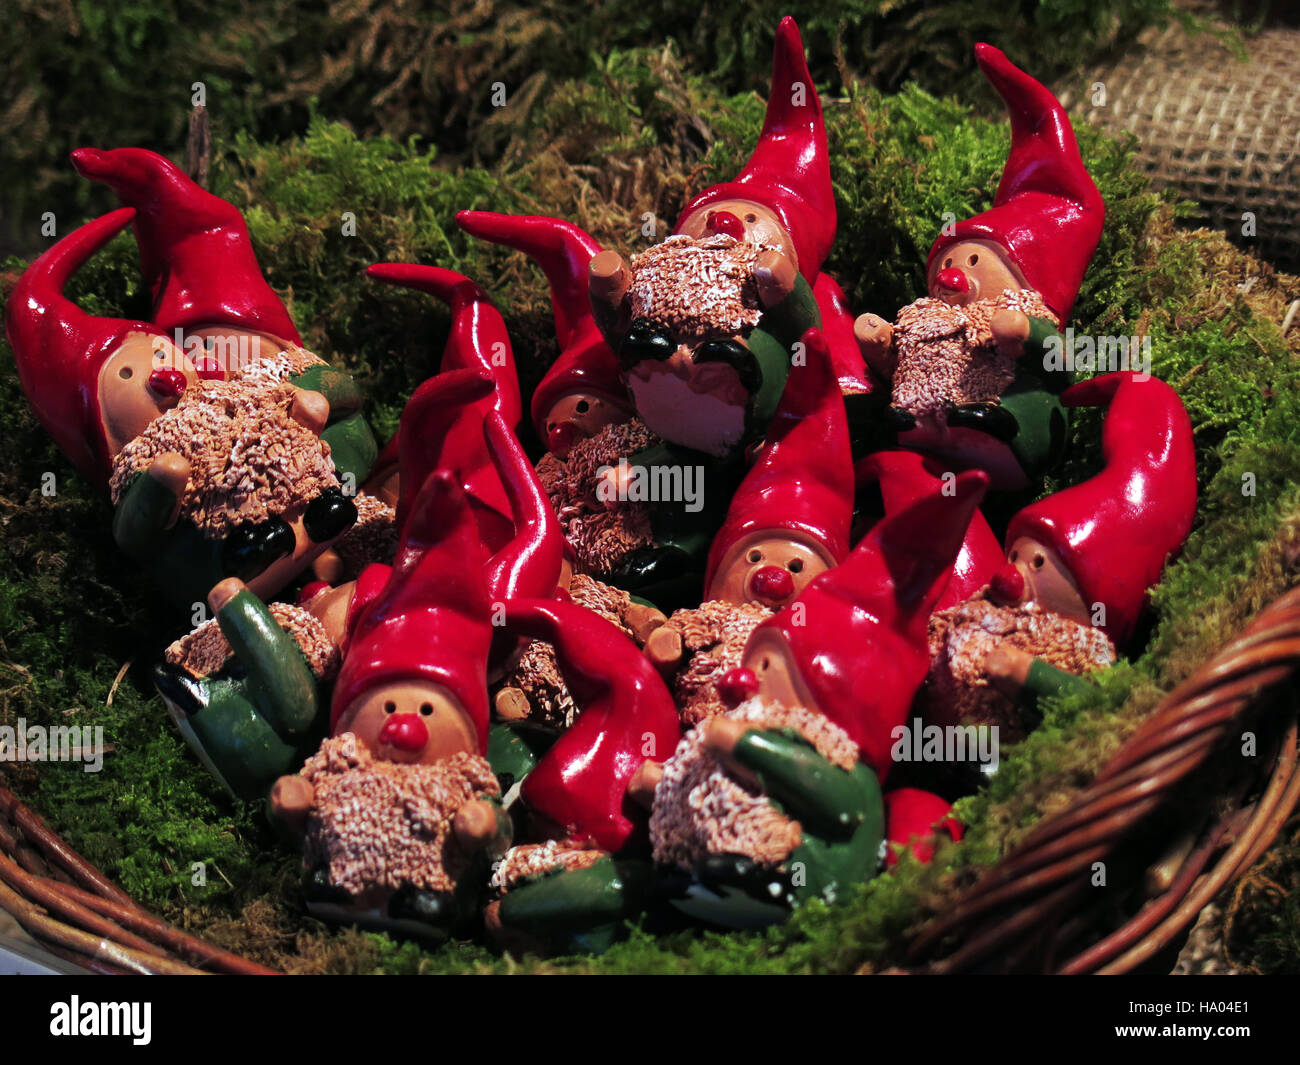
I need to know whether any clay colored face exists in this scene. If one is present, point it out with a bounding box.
[677,198,797,269]
[336,681,478,765]
[929,240,1025,307]
[709,533,830,609]
[996,536,1090,623]
[743,628,816,712]
[97,333,200,456]
[544,392,627,457]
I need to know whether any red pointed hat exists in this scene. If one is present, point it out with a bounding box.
[705,328,853,596]
[331,470,492,749]
[480,409,564,603]
[1005,371,1196,646]
[454,210,630,443]
[504,598,681,852]
[927,44,1104,322]
[811,273,871,393]
[856,450,1003,611]
[750,470,989,778]
[393,367,514,553]
[883,788,963,867]
[5,208,173,485]
[71,147,301,342]
[675,17,834,281]
[366,263,522,432]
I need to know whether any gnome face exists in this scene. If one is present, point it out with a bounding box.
[336,681,479,766]
[928,239,1026,307]
[707,532,832,609]
[676,199,798,272]
[97,333,200,457]
[543,391,629,458]
[741,628,818,714]
[989,535,1091,624]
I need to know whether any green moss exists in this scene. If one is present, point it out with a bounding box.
[2,40,1298,974]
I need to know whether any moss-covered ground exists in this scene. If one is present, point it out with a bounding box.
[2,33,1298,973]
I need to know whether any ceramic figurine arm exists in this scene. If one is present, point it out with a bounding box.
[588,249,632,348]
[854,313,896,380]
[453,797,513,856]
[269,774,315,837]
[705,718,880,838]
[753,270,820,355]
[111,453,190,559]
[208,578,319,738]
[986,642,1092,731]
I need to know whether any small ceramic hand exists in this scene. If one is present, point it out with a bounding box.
[853,312,896,379]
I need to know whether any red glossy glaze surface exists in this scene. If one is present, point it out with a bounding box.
[1006,371,1197,646]
[505,599,681,852]
[673,17,834,281]
[883,788,963,867]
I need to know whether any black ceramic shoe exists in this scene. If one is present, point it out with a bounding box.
[220,517,296,581]
[303,487,358,543]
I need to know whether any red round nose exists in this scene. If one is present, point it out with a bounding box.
[547,420,580,457]
[717,667,760,709]
[147,368,188,398]
[378,713,428,754]
[935,268,969,294]
[989,563,1026,605]
[706,210,746,240]
[750,565,795,604]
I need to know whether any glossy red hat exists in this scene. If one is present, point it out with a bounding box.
[705,328,853,596]
[883,788,963,867]
[393,367,514,553]
[675,17,834,281]
[71,147,301,342]
[750,470,989,778]
[926,44,1104,322]
[455,210,631,445]
[366,263,522,431]
[504,599,681,852]
[481,410,564,603]
[6,208,172,485]
[1005,371,1196,646]
[811,273,871,394]
[856,450,1003,611]
[331,470,492,748]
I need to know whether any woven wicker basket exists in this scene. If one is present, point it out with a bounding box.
[2,582,1298,974]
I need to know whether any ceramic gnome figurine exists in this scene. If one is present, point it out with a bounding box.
[5,209,360,612]
[71,147,379,485]
[645,329,854,727]
[269,470,513,941]
[155,379,559,804]
[855,44,1105,490]
[589,17,833,462]
[926,371,1197,741]
[485,599,682,954]
[642,472,989,927]
[454,210,662,581]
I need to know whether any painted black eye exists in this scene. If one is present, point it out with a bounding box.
[760,657,771,671]
[744,213,757,223]
[419,703,434,717]
[968,254,979,267]
[943,258,952,268]
[119,366,133,380]
[384,701,397,714]
[1033,555,1045,570]
[747,549,763,563]
[575,399,590,414]
[787,559,803,573]
[1009,550,1018,563]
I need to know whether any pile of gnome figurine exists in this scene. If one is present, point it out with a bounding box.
[6,19,1197,953]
